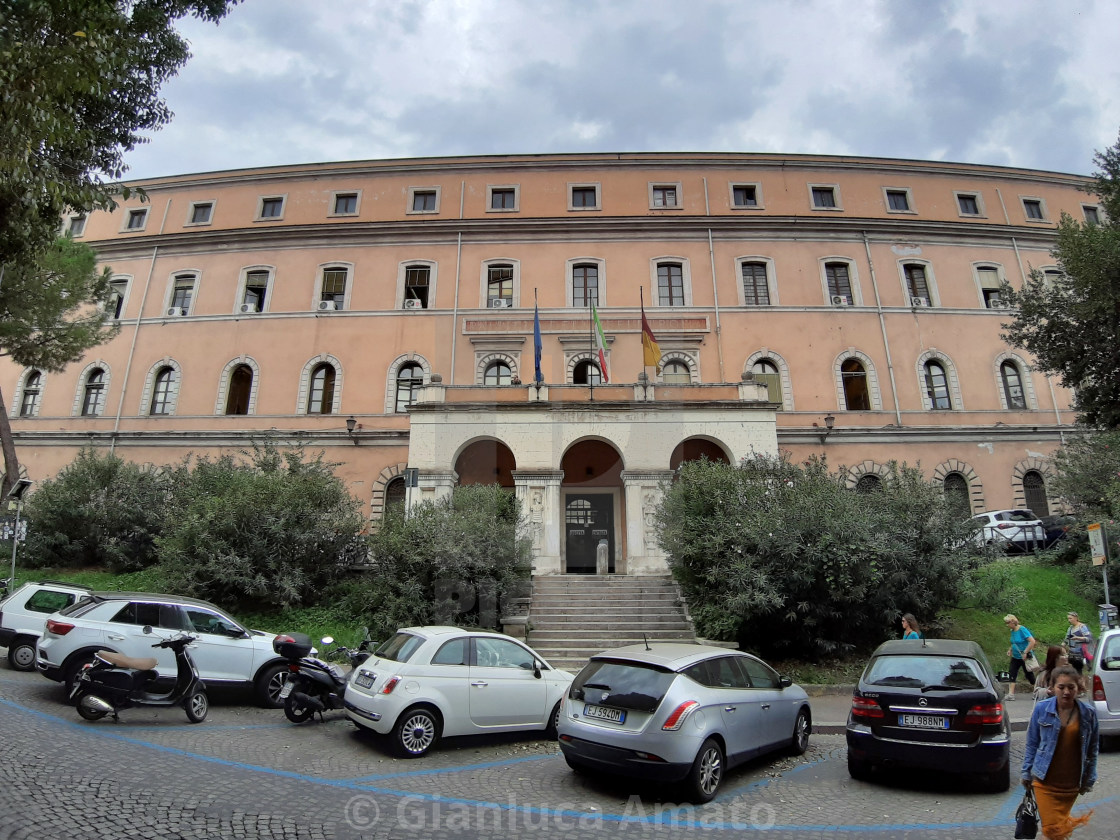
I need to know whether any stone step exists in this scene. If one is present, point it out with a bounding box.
[529,619,691,630]
[530,628,693,641]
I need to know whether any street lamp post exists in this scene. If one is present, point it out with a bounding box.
[6,479,32,585]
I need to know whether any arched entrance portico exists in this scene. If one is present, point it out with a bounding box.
[455,439,516,487]
[560,439,623,574]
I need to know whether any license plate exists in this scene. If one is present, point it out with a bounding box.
[899,714,949,729]
[355,671,375,689]
[584,703,625,723]
[279,681,293,699]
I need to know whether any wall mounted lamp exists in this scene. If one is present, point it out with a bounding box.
[345,415,360,444]
[819,413,836,444]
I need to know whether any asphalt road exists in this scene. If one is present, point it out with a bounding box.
[0,661,1116,840]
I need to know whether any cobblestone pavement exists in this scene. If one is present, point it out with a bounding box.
[0,665,1116,839]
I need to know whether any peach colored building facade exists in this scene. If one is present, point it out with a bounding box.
[3,153,1097,574]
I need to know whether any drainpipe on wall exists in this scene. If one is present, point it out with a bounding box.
[110,199,171,453]
[448,182,464,385]
[863,232,902,425]
[701,179,725,382]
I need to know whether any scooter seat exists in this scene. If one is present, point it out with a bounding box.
[96,650,159,671]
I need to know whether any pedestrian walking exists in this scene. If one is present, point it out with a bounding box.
[1021,665,1098,839]
[1004,614,1037,699]
[1063,612,1094,669]
[1033,645,1068,701]
[901,613,922,640]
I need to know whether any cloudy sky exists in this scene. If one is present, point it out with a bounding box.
[121,0,1120,180]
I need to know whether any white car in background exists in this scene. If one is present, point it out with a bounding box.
[36,592,290,706]
[0,580,92,671]
[344,626,574,757]
[970,509,1046,553]
[1092,626,1120,747]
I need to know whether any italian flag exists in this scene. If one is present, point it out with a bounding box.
[592,304,610,383]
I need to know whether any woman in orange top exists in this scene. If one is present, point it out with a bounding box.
[1021,666,1099,839]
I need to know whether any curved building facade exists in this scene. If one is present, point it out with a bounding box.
[3,152,1096,574]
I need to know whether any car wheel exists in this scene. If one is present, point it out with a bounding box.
[564,754,593,775]
[847,752,873,781]
[982,760,1011,793]
[255,663,289,708]
[545,701,561,740]
[285,693,315,724]
[64,653,100,695]
[684,738,723,803]
[393,706,440,758]
[7,639,37,671]
[788,709,811,755]
[184,690,209,723]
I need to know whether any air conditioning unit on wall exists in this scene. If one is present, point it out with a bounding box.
[317,300,338,311]
[239,303,258,314]
[989,299,1010,309]
[403,298,423,309]
[910,296,930,307]
[830,294,850,307]
[489,298,511,308]
[166,307,187,317]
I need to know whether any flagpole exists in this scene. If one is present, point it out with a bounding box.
[588,291,594,403]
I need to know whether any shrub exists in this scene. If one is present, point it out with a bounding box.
[656,454,976,659]
[20,448,170,572]
[157,444,365,610]
[355,484,532,639]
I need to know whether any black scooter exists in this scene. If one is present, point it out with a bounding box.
[71,631,208,724]
[276,633,370,723]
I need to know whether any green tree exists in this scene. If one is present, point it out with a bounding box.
[21,447,170,572]
[1000,131,1120,429]
[0,236,119,495]
[0,0,239,494]
[352,485,533,640]
[157,445,366,611]
[656,455,976,658]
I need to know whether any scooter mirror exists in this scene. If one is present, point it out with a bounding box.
[142,625,153,634]
[321,636,334,646]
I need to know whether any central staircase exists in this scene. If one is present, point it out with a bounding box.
[527,574,697,673]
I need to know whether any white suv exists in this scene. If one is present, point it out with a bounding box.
[970,509,1046,553]
[0,580,92,671]
[36,592,290,706]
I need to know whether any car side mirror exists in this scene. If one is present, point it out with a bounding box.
[779,675,792,688]
[142,625,153,635]
[533,659,543,679]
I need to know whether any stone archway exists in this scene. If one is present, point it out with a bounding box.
[454,439,516,488]
[560,439,624,574]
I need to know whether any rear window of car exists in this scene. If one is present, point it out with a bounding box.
[59,596,109,617]
[25,589,81,614]
[864,654,986,690]
[1002,510,1038,522]
[374,632,426,663]
[572,659,676,712]
[1100,634,1120,671]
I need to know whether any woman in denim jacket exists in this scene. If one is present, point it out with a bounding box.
[1021,665,1098,839]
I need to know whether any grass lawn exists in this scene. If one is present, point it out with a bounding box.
[944,556,1101,669]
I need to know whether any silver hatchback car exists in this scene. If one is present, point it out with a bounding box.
[1091,626,1120,746]
[556,643,811,802]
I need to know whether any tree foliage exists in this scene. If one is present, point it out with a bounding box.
[21,447,169,572]
[1000,131,1120,429]
[156,444,365,611]
[656,455,977,659]
[0,0,239,266]
[351,485,533,640]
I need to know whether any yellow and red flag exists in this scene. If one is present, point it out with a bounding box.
[641,301,662,374]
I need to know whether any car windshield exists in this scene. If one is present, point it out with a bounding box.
[572,659,676,712]
[373,632,425,663]
[865,655,986,690]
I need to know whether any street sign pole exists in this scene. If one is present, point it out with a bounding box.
[1088,522,1113,628]
[8,500,21,584]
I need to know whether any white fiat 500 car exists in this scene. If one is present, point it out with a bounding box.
[37,592,289,706]
[557,643,812,802]
[344,626,574,757]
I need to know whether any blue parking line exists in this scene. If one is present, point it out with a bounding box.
[0,697,1108,834]
[346,752,553,782]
